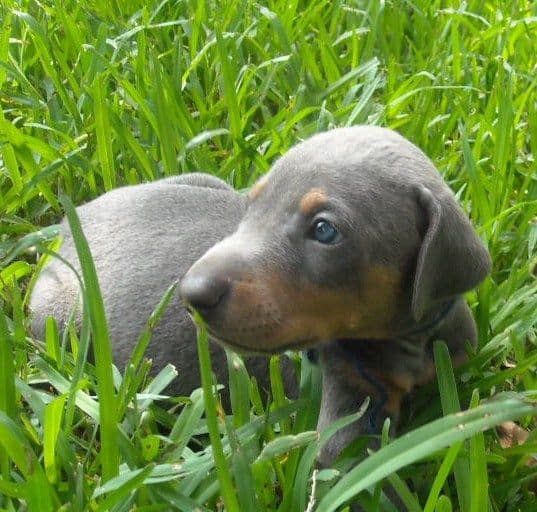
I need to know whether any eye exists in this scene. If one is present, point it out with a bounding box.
[311,219,340,244]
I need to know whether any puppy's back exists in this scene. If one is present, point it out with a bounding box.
[30,176,246,392]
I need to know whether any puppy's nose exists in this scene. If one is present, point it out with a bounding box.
[180,272,229,312]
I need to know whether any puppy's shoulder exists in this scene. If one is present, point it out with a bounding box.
[75,175,243,224]
[155,173,233,191]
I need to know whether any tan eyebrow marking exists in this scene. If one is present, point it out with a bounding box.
[299,187,328,215]
[248,175,269,200]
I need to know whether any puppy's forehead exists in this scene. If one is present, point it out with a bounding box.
[264,132,391,195]
[255,149,374,211]
[275,126,409,171]
[255,126,445,204]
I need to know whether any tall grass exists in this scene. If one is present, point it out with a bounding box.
[1,0,536,510]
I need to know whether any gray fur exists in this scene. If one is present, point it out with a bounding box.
[30,173,293,395]
[30,127,491,470]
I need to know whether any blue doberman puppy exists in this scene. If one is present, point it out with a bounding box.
[30,126,491,464]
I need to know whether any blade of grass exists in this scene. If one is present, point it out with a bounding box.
[226,350,251,428]
[193,311,240,512]
[60,195,119,482]
[434,341,471,512]
[468,389,489,512]
[93,73,116,190]
[315,396,536,512]
[43,394,67,484]
[423,442,463,512]
[0,307,17,480]
[215,29,242,142]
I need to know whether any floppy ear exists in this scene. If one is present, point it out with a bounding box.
[412,185,491,321]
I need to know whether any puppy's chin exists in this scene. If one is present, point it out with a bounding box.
[208,333,268,356]
[206,329,319,356]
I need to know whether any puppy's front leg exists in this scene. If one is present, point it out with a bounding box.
[316,340,422,466]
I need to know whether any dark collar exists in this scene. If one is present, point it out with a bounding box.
[398,297,459,339]
[306,297,459,365]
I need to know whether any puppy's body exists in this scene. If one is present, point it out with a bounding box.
[31,126,491,466]
[30,174,291,394]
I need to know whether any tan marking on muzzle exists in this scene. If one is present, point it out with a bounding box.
[248,175,269,200]
[299,187,328,215]
[204,264,403,353]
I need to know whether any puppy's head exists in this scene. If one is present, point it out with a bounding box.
[180,126,491,354]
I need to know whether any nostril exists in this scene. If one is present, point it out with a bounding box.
[179,273,229,312]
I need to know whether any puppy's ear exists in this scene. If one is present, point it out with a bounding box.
[412,185,491,321]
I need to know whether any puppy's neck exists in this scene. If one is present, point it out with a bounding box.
[398,297,459,341]
[306,296,461,365]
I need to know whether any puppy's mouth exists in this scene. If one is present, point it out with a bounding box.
[205,327,317,355]
[185,304,320,354]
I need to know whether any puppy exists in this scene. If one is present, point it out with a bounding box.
[179,126,491,462]
[30,126,491,464]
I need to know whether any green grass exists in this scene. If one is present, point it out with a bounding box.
[1,0,537,510]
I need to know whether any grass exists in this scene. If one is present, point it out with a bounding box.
[1,0,536,510]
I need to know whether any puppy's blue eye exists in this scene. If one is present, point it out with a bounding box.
[312,219,339,244]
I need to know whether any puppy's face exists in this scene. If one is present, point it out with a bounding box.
[179,127,490,354]
[180,129,423,353]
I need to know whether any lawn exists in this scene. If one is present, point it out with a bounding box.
[1,0,536,510]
